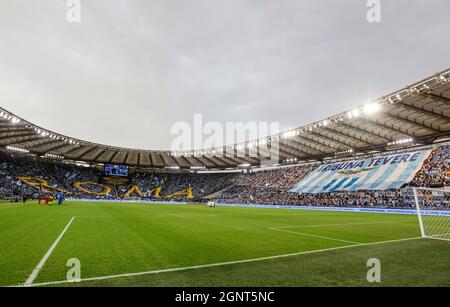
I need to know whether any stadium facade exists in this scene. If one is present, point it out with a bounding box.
[0,69,448,208]
[0,69,449,171]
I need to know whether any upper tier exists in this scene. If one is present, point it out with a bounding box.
[1,68,449,171]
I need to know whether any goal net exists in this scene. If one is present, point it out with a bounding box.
[413,187,450,241]
[123,196,143,203]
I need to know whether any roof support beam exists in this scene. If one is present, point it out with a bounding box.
[109,150,119,163]
[277,140,313,157]
[141,152,154,167]
[30,140,62,151]
[93,149,107,161]
[0,131,37,140]
[192,156,208,167]
[206,156,227,167]
[425,93,450,105]
[173,155,183,168]
[295,135,338,152]
[123,152,130,165]
[265,143,289,160]
[284,138,326,155]
[333,123,382,146]
[178,155,192,167]
[78,147,102,160]
[307,130,353,150]
[0,127,30,134]
[5,135,43,146]
[280,139,314,156]
[210,155,232,167]
[200,155,220,168]
[64,146,94,158]
[356,116,411,140]
[43,143,75,155]
[379,111,443,133]
[279,142,310,158]
[399,101,450,120]
[321,127,373,147]
[343,120,394,141]
[257,145,274,160]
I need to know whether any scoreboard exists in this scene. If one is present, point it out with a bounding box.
[104,164,129,177]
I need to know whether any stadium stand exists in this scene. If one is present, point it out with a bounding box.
[0,69,449,207]
[0,144,448,208]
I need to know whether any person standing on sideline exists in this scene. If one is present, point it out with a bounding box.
[57,192,64,205]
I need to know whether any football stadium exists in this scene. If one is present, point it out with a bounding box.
[1,69,449,288]
[0,1,449,293]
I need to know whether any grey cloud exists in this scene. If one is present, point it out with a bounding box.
[0,0,449,149]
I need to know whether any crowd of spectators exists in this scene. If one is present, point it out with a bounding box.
[214,145,449,209]
[0,144,448,208]
[410,145,449,187]
[0,153,99,199]
[0,152,236,201]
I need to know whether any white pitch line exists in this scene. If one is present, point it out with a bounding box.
[18,236,421,287]
[268,228,361,245]
[273,220,416,230]
[24,216,75,286]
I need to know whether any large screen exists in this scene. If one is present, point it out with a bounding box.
[104,164,129,177]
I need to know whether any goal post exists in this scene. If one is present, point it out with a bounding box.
[413,187,450,241]
[123,196,143,203]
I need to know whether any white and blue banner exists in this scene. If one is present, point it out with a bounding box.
[289,149,432,194]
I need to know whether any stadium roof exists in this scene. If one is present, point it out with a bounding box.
[1,68,449,171]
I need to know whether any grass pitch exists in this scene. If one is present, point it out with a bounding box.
[0,201,449,287]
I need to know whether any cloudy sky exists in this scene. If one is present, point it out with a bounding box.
[0,0,449,150]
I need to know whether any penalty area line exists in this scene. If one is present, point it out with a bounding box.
[24,216,75,286]
[19,236,422,287]
[268,228,361,244]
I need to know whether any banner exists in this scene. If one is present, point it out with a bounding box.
[289,149,432,194]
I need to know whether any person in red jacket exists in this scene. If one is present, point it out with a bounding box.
[45,195,51,206]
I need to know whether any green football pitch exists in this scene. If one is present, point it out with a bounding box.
[0,201,449,287]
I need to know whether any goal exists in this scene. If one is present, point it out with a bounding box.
[124,196,143,203]
[413,187,450,241]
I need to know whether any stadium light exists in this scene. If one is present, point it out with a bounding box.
[191,166,206,170]
[6,145,30,153]
[438,75,448,82]
[363,102,381,115]
[285,158,298,163]
[335,149,354,156]
[43,153,64,159]
[388,138,414,146]
[282,131,296,139]
[165,166,180,170]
